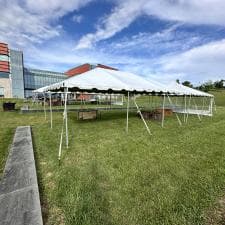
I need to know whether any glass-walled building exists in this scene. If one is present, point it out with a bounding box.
[10,50,25,98]
[24,68,66,97]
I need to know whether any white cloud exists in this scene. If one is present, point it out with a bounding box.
[158,39,225,83]
[76,0,225,49]
[0,0,92,47]
[144,0,225,26]
[72,15,83,23]
[24,0,91,18]
[106,23,205,55]
[23,37,225,85]
[75,1,143,49]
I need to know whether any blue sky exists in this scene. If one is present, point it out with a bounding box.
[1,0,225,85]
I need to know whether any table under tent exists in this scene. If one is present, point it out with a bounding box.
[34,67,214,160]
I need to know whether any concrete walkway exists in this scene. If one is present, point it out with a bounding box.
[0,126,43,225]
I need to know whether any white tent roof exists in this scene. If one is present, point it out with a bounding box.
[34,68,213,97]
[32,86,49,93]
[166,82,213,97]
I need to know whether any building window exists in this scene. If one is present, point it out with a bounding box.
[0,86,4,97]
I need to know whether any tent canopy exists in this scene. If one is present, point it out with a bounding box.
[34,68,213,97]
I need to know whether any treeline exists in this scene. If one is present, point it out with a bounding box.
[176,79,224,92]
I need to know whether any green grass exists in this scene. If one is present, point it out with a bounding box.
[210,89,225,107]
[0,91,225,224]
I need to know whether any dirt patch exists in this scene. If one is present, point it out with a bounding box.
[48,206,65,225]
[205,196,225,225]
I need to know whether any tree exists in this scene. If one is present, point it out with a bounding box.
[214,80,224,89]
[182,81,193,88]
[176,79,180,84]
[197,80,214,92]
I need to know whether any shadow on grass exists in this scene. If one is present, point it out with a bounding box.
[68,110,137,124]
[31,127,50,224]
[0,127,15,179]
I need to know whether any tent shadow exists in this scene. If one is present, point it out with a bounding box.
[68,110,137,123]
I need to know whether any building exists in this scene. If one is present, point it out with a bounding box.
[0,43,13,98]
[23,68,66,97]
[0,42,67,98]
[65,63,117,77]
[0,42,117,98]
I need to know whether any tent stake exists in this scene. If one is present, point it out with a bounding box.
[133,96,152,136]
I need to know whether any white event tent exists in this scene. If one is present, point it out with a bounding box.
[34,67,214,160]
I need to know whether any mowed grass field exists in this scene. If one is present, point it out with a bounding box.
[0,90,225,225]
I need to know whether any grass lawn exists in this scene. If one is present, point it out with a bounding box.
[0,91,225,225]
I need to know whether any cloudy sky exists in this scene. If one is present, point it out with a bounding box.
[1,0,225,85]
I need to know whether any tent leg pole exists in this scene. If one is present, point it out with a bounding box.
[184,95,187,123]
[126,92,130,133]
[49,92,52,129]
[161,94,165,128]
[213,97,216,112]
[193,98,201,121]
[65,89,69,148]
[167,95,182,126]
[133,96,152,136]
[44,93,46,120]
[196,105,201,121]
[209,97,213,116]
[185,95,192,123]
[58,118,64,161]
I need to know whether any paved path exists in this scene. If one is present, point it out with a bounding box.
[0,126,43,225]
